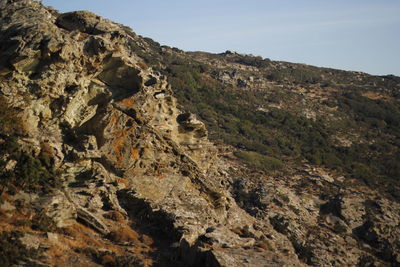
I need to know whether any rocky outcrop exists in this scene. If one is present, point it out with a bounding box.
[0,1,399,267]
[228,163,400,266]
[0,1,299,266]
[56,11,120,35]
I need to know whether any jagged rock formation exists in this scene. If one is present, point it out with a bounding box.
[0,1,399,267]
[0,1,298,266]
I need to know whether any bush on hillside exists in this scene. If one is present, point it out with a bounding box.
[234,151,284,171]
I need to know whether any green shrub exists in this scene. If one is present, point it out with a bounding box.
[0,231,41,266]
[0,97,61,193]
[126,44,400,191]
[351,163,374,185]
[322,152,343,170]
[234,151,284,171]
[1,144,61,193]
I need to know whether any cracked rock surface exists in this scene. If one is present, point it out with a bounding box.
[0,1,399,267]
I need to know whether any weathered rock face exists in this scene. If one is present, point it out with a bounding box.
[228,162,400,266]
[56,10,120,35]
[0,1,399,267]
[0,1,299,266]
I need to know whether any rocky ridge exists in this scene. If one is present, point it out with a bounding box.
[0,1,298,266]
[0,1,399,267]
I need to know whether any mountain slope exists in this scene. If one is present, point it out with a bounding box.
[127,38,400,196]
[0,1,399,266]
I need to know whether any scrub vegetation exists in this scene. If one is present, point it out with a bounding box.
[127,36,400,197]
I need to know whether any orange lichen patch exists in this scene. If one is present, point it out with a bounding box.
[117,178,129,187]
[109,112,121,128]
[112,136,128,167]
[113,136,125,152]
[131,148,140,161]
[109,130,139,169]
[117,97,135,108]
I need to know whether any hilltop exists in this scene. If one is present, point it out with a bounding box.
[0,1,399,266]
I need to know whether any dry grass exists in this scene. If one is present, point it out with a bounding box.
[0,195,157,266]
[101,254,116,265]
[137,61,148,70]
[0,206,35,234]
[108,225,140,244]
[103,211,126,223]
[0,207,157,267]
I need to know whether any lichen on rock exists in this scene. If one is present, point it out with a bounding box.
[0,1,399,267]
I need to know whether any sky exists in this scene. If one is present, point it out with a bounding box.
[41,0,400,76]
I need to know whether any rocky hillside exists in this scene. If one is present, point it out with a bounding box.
[0,1,399,266]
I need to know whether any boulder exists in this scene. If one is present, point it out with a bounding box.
[56,11,119,34]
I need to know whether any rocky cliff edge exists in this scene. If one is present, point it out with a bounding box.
[0,1,399,267]
[0,1,301,266]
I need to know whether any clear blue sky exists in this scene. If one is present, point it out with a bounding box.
[42,0,400,76]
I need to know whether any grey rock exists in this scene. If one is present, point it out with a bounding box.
[76,207,109,235]
[0,2,398,267]
[56,11,119,34]
[0,200,16,211]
